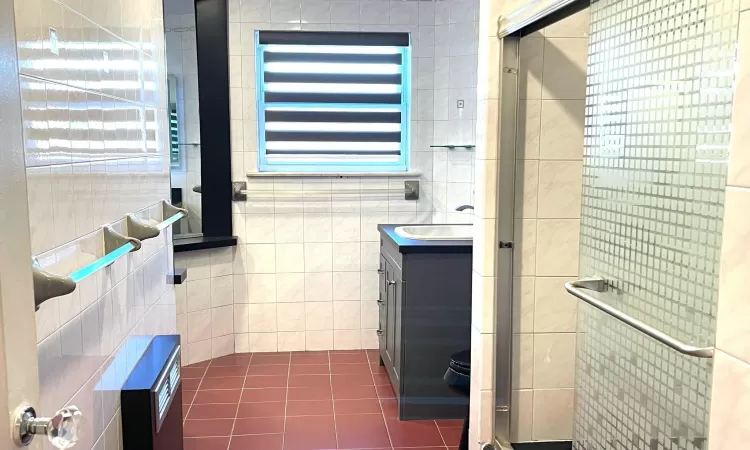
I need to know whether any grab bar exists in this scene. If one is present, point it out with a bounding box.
[33,200,187,308]
[565,276,714,358]
[231,180,419,201]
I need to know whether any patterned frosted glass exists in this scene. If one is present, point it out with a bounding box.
[574,0,739,448]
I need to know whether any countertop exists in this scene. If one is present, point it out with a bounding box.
[377,224,473,253]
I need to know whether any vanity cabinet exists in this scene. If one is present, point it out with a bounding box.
[377,225,472,420]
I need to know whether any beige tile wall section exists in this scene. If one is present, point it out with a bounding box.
[467,0,500,445]
[12,0,176,448]
[708,6,750,450]
[510,9,588,443]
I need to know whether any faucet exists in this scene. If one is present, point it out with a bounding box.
[455,205,474,212]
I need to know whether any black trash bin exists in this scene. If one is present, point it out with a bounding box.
[443,349,470,450]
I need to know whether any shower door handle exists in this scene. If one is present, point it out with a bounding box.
[565,277,714,359]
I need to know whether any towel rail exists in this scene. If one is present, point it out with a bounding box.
[32,200,187,309]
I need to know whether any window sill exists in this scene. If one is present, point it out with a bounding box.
[246,171,422,178]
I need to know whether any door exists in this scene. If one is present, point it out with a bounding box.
[0,1,81,448]
[492,0,739,448]
[569,0,737,448]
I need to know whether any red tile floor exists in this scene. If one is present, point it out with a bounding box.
[182,350,463,450]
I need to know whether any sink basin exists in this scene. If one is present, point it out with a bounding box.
[394,225,473,240]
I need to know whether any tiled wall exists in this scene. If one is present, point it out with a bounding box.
[510,10,588,443]
[165,8,203,234]
[175,247,237,365]
[173,0,481,364]
[708,3,750,448]
[13,0,175,448]
[466,0,500,444]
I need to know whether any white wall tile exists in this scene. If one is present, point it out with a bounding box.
[212,335,235,358]
[278,331,306,351]
[512,276,535,334]
[246,243,277,273]
[539,100,585,160]
[534,277,577,333]
[246,213,276,243]
[248,332,278,352]
[306,330,333,350]
[519,37,544,100]
[509,390,533,443]
[535,219,580,277]
[274,213,304,243]
[305,272,333,302]
[247,273,277,303]
[277,273,306,303]
[277,303,306,331]
[306,301,333,330]
[276,243,305,272]
[235,333,250,353]
[512,333,533,390]
[211,275,234,307]
[187,279,211,312]
[333,242,361,272]
[532,333,576,388]
[535,160,581,216]
[716,187,750,361]
[234,304,250,333]
[531,389,574,440]
[541,38,588,100]
[304,213,332,242]
[333,301,361,329]
[333,330,362,350]
[187,310,212,342]
[304,242,333,272]
[332,213,362,242]
[708,351,750,450]
[212,305,235,337]
[333,272,361,300]
[249,303,278,332]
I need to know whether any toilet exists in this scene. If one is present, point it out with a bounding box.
[443,349,471,450]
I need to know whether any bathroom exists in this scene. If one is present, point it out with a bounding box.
[0,0,749,449]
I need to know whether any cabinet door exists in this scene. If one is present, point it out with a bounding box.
[392,270,403,382]
[385,262,398,381]
[378,256,387,354]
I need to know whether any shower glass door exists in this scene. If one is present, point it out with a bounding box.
[573,0,739,448]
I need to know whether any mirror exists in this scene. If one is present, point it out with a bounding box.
[164,0,202,237]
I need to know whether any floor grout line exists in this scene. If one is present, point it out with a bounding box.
[226,353,253,450]
[329,350,341,450]
[372,354,396,450]
[283,352,292,450]
[435,421,450,450]
[183,358,211,429]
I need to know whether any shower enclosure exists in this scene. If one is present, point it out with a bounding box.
[491,0,740,448]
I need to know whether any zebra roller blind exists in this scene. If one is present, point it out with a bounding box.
[255,31,411,173]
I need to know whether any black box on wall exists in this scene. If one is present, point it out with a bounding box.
[121,335,183,450]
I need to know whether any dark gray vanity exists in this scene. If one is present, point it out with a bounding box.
[377,224,472,420]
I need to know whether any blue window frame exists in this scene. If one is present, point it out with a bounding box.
[255,31,411,173]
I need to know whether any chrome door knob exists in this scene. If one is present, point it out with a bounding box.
[14,405,82,448]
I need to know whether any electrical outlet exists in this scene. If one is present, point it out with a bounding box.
[49,27,59,55]
[457,99,464,108]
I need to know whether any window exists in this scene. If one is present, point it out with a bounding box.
[255,31,411,173]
